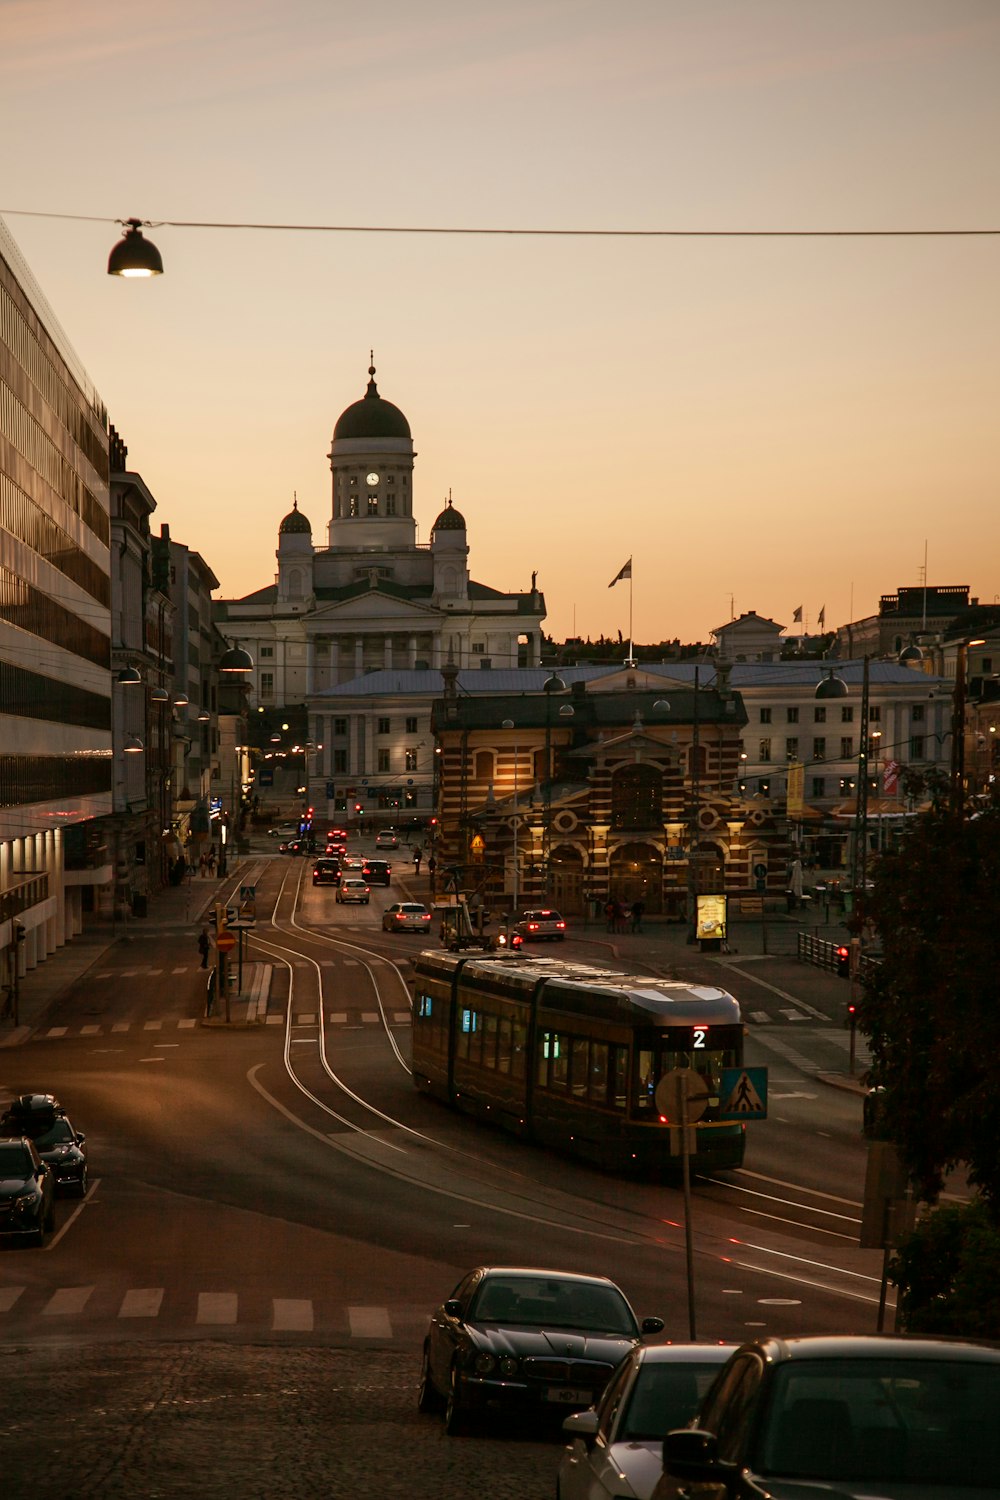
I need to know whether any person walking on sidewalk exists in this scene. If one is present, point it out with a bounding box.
[198,927,210,969]
[413,847,422,876]
[630,898,645,933]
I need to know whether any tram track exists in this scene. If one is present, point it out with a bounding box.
[235,856,888,1312]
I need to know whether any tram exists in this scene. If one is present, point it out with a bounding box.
[410,951,746,1174]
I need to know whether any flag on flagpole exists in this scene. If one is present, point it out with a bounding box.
[792,604,803,623]
[608,559,632,588]
[818,604,826,628]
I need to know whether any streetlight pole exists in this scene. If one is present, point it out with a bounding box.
[542,673,568,902]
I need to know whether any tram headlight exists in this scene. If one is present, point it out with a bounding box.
[498,1355,519,1378]
[474,1352,497,1375]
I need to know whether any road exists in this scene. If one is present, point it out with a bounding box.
[0,838,887,1495]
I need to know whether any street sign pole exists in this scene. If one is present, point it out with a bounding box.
[657,1067,710,1342]
[680,1078,696,1342]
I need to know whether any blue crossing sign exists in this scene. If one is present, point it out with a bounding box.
[718,1066,768,1120]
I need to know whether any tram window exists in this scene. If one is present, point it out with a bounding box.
[481,1011,499,1070]
[417,992,432,1019]
[458,1007,479,1061]
[551,1032,569,1091]
[611,1046,628,1110]
[588,1041,609,1104]
[511,1019,527,1080]
[537,1031,552,1086]
[496,1014,513,1073]
[635,1048,656,1111]
[570,1036,590,1098]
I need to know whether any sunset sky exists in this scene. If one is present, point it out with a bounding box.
[3,0,998,646]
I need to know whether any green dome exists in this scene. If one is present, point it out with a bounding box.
[334,364,411,441]
[279,498,311,534]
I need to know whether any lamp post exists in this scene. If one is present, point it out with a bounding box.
[542,673,570,901]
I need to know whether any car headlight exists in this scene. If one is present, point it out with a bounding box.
[13,1190,36,1211]
[473,1352,497,1376]
[498,1355,519,1378]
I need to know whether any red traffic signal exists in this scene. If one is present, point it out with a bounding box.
[835,944,851,977]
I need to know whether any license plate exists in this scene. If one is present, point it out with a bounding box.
[546,1387,592,1404]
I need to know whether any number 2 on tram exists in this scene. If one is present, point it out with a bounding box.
[410,952,746,1173]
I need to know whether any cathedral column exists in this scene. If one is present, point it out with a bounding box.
[383,635,393,670]
[354,637,364,675]
[408,635,418,668]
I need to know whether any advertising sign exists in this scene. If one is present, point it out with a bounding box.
[786,759,805,819]
[696,893,727,942]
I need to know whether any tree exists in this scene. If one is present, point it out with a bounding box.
[891,1198,1000,1336]
[860,788,1000,1210]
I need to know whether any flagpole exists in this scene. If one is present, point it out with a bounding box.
[629,566,634,658]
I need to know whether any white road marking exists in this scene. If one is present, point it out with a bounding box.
[178,1019,197,1028]
[197,1292,238,1324]
[144,1020,163,1031]
[80,1025,100,1035]
[44,1285,94,1315]
[140,1057,166,1063]
[329,1013,348,1023]
[112,1022,130,1032]
[0,1287,24,1312]
[749,1011,771,1023]
[349,1306,392,1338]
[46,1027,67,1037]
[361,1012,378,1023]
[273,1298,314,1331]
[120,1288,164,1318]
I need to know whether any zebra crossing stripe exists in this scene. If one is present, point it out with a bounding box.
[44,1286,94,1316]
[197,1292,238,1324]
[0,1287,24,1312]
[273,1298,313,1331]
[120,1288,164,1318]
[349,1306,392,1339]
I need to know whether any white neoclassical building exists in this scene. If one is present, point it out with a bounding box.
[216,363,546,708]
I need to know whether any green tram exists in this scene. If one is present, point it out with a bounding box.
[410,952,746,1174]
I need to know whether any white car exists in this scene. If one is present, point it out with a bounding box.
[375,829,399,849]
[336,877,370,904]
[559,1343,734,1500]
[382,902,431,933]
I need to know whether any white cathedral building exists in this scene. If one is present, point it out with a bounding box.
[216,363,547,821]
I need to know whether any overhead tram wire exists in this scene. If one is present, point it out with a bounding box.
[3,207,999,239]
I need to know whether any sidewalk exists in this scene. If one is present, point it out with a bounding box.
[0,867,260,1048]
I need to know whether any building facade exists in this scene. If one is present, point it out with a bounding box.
[0,215,114,993]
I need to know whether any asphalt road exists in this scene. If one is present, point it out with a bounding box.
[0,843,884,1495]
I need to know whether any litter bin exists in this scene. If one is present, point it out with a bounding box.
[131,893,148,918]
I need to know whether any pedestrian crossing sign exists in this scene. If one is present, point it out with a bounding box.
[718,1066,768,1120]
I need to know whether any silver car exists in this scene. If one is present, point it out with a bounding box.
[336,877,370,905]
[382,902,431,933]
[558,1343,734,1500]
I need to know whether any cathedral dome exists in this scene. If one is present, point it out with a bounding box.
[279,498,311,535]
[333,363,411,440]
[432,497,466,532]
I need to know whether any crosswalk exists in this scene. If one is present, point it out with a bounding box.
[35,1011,412,1040]
[0,1283,420,1339]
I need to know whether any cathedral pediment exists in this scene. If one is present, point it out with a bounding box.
[308,591,439,625]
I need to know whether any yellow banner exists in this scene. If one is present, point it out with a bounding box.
[787,759,805,819]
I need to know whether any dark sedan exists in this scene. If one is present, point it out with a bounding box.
[312,858,341,886]
[418,1266,664,1436]
[0,1137,56,1245]
[1,1093,87,1197]
[654,1333,1000,1498]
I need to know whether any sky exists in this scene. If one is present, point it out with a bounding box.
[2,0,998,646]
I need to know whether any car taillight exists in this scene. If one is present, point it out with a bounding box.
[528,923,539,932]
[556,921,566,929]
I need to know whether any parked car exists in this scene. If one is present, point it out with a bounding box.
[418,1265,664,1435]
[268,825,299,840]
[653,1334,1000,1498]
[362,859,392,886]
[382,902,431,933]
[0,1136,56,1245]
[312,858,341,887]
[515,908,567,941]
[1,1093,87,1195]
[336,877,370,905]
[375,828,399,849]
[559,1343,735,1500]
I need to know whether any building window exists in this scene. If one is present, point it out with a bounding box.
[387,474,395,485]
[386,496,396,515]
[813,737,826,761]
[870,705,881,722]
[841,705,853,722]
[260,645,273,659]
[912,704,925,722]
[786,737,799,759]
[405,717,418,733]
[377,749,391,773]
[786,706,799,724]
[260,672,274,697]
[333,717,347,736]
[911,735,925,759]
[472,642,486,655]
[841,737,854,758]
[404,748,418,772]
[811,777,825,798]
[758,738,771,762]
[367,496,378,515]
[983,656,992,673]
[377,717,390,734]
[333,749,347,773]
[349,496,359,517]
[759,707,771,724]
[814,706,826,723]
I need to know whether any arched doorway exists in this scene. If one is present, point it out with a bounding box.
[608,842,663,914]
[550,845,584,915]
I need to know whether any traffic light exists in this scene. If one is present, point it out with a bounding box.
[846,996,858,1027]
[835,944,850,977]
